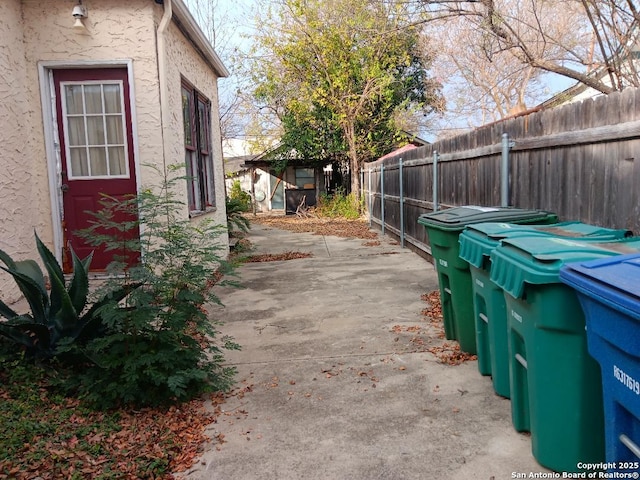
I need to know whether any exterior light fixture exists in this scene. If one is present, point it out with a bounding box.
[72,1,88,32]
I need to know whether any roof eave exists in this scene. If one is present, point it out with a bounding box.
[170,0,230,78]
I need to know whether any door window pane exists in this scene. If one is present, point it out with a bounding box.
[105,116,124,144]
[108,147,126,175]
[103,84,122,113]
[65,85,84,114]
[67,117,86,146]
[89,147,108,176]
[84,85,103,114]
[63,81,128,179]
[69,147,88,176]
[86,116,105,145]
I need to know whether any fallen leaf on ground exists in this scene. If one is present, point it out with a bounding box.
[244,252,313,262]
[427,342,478,365]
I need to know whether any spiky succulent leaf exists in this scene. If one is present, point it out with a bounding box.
[0,248,17,271]
[0,321,37,350]
[72,311,107,345]
[0,266,47,323]
[35,232,65,316]
[0,315,52,355]
[0,298,20,320]
[35,232,64,285]
[79,282,142,325]
[48,270,78,339]
[80,251,93,274]
[68,249,91,316]
[13,259,46,293]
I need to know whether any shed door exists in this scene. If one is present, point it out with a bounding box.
[269,170,284,210]
[53,69,139,273]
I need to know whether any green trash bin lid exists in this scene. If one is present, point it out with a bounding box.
[490,236,640,299]
[459,222,633,269]
[417,206,558,232]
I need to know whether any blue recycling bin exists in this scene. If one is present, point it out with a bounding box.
[458,222,632,398]
[560,254,640,473]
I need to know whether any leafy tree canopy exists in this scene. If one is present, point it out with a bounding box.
[249,0,443,196]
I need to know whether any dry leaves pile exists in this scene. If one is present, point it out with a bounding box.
[250,215,378,240]
[0,395,215,480]
[420,290,443,321]
[419,290,477,365]
[427,342,478,366]
[244,252,313,262]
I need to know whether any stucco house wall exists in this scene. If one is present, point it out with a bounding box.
[0,0,33,302]
[0,0,228,304]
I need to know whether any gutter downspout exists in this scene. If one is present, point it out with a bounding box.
[157,0,172,174]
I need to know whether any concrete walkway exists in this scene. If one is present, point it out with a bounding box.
[180,223,551,480]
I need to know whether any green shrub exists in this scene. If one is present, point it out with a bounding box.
[229,180,251,212]
[226,196,251,236]
[315,188,361,219]
[62,166,240,409]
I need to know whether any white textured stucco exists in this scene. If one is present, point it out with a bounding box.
[0,0,33,303]
[0,0,228,304]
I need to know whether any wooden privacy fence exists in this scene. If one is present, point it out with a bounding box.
[363,87,640,257]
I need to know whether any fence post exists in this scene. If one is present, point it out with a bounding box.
[368,168,372,228]
[399,158,405,248]
[433,150,439,212]
[501,133,513,207]
[380,164,385,235]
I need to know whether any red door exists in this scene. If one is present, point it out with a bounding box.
[53,68,139,272]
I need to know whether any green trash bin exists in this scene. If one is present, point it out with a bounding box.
[489,236,640,473]
[417,206,558,354]
[458,222,632,398]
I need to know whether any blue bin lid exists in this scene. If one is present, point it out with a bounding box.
[459,222,632,268]
[559,254,640,319]
[490,237,640,299]
[417,206,558,232]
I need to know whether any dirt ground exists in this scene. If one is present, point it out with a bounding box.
[248,214,379,240]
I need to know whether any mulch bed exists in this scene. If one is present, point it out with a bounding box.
[249,215,378,240]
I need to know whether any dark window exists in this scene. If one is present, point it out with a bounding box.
[182,81,215,213]
[295,167,315,189]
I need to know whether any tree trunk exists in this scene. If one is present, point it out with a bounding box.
[343,120,361,204]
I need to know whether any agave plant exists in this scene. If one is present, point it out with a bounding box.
[0,232,134,360]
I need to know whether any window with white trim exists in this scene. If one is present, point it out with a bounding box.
[61,81,129,179]
[182,81,215,213]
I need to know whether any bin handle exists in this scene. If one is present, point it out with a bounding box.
[515,353,527,370]
[479,313,488,324]
[620,434,640,459]
[444,287,452,295]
